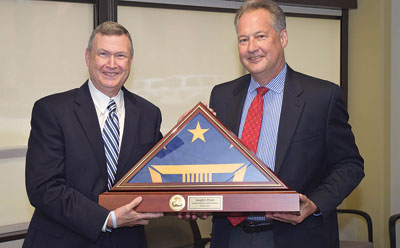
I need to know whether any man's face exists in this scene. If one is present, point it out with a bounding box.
[85,34,133,97]
[237,8,287,85]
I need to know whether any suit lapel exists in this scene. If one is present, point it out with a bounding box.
[274,67,305,174]
[115,88,140,180]
[74,82,108,184]
[229,75,251,135]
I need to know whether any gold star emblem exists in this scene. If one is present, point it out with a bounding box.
[188,121,209,142]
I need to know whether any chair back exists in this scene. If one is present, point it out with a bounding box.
[338,209,373,248]
[390,214,400,248]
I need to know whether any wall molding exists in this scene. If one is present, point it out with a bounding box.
[0,222,28,243]
[0,146,27,160]
[120,0,356,10]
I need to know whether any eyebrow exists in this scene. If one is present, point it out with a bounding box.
[97,49,128,54]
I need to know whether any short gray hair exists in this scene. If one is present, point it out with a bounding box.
[87,21,134,56]
[234,0,286,33]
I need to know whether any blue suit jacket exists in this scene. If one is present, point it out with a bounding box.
[23,82,162,248]
[209,66,364,248]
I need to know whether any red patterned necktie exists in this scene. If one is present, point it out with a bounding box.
[228,87,269,227]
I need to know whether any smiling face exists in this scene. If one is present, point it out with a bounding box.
[85,34,133,97]
[237,8,287,85]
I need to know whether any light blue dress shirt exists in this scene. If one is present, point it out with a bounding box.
[239,64,287,223]
[238,64,287,172]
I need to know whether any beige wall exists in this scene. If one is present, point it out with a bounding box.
[118,6,243,135]
[340,0,392,247]
[391,0,400,245]
[0,0,92,147]
[285,17,340,86]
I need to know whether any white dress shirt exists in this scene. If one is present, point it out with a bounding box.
[88,79,125,232]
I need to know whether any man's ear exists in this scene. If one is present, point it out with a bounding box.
[85,48,90,66]
[280,29,288,48]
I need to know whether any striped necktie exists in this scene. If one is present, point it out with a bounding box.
[102,99,120,190]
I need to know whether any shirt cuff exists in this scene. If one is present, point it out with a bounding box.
[102,212,113,232]
[313,210,322,217]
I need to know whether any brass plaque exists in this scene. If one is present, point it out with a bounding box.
[187,195,223,211]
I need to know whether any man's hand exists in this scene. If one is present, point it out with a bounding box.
[177,212,209,221]
[108,197,163,228]
[265,194,318,225]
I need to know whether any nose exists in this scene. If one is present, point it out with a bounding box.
[248,37,258,53]
[107,54,117,68]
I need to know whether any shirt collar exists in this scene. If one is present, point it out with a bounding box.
[88,79,124,114]
[249,63,287,94]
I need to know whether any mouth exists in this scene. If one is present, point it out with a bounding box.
[103,72,119,77]
[248,55,263,62]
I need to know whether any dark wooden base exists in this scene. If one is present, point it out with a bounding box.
[99,191,300,214]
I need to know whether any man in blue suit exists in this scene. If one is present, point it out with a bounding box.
[24,21,163,248]
[209,0,364,247]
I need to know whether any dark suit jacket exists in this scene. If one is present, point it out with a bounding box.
[209,66,364,248]
[23,81,162,248]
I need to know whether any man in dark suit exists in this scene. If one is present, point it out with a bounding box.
[209,0,364,247]
[24,21,163,248]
